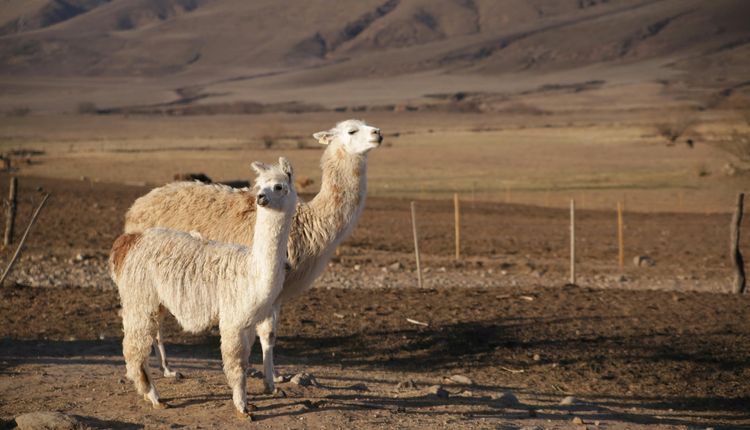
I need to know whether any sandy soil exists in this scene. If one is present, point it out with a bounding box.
[0,175,749,429]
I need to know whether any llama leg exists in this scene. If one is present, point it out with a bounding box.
[154,309,182,379]
[241,327,256,377]
[123,312,165,408]
[220,326,252,419]
[257,305,280,394]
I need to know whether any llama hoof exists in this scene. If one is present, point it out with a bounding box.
[262,384,275,395]
[143,394,168,409]
[234,409,254,421]
[247,403,258,412]
[170,372,183,380]
[272,388,287,398]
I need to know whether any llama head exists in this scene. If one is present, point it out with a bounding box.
[251,157,297,211]
[312,119,382,155]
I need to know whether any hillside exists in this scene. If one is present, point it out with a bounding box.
[0,0,748,113]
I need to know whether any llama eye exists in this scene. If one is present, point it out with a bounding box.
[274,184,283,191]
[348,129,358,135]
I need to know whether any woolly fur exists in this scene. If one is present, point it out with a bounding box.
[111,159,297,415]
[123,120,381,392]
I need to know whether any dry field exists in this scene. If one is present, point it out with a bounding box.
[0,109,749,429]
[1,110,747,213]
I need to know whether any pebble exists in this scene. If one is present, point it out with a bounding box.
[448,374,473,385]
[560,395,580,406]
[426,385,449,399]
[388,262,403,271]
[290,372,315,387]
[633,255,656,267]
[492,390,519,407]
[572,416,584,425]
[396,379,418,390]
[14,411,79,430]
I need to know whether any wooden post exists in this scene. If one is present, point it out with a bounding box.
[453,193,460,261]
[4,177,17,247]
[731,193,746,294]
[570,199,576,285]
[617,201,624,271]
[410,201,423,288]
[0,193,50,287]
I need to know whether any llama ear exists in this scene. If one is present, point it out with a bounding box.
[313,131,333,145]
[278,157,293,181]
[251,161,269,176]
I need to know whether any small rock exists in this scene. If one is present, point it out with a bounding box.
[396,379,418,390]
[301,400,319,410]
[353,264,360,271]
[560,395,580,406]
[492,390,519,407]
[448,374,473,385]
[633,255,656,267]
[272,373,289,383]
[15,411,79,430]
[532,354,541,362]
[290,372,316,387]
[572,416,584,425]
[74,253,92,262]
[349,383,368,391]
[426,385,449,399]
[388,262,403,271]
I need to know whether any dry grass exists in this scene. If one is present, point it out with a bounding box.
[0,110,744,212]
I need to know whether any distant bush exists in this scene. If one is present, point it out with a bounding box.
[655,116,695,144]
[77,102,99,114]
[6,106,30,117]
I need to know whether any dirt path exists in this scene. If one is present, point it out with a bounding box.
[2,284,749,429]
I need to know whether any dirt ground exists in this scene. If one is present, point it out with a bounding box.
[1,175,749,429]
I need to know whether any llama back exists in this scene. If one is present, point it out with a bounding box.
[124,182,255,245]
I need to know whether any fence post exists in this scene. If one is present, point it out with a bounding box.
[4,177,17,248]
[0,193,50,287]
[617,201,624,271]
[454,193,460,261]
[731,192,746,294]
[410,201,423,288]
[570,199,576,285]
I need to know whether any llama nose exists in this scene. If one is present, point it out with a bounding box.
[257,194,269,207]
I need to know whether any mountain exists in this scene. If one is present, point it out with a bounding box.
[0,0,748,112]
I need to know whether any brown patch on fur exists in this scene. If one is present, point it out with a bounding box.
[352,165,361,178]
[111,233,142,277]
[239,192,256,219]
[336,148,346,160]
[331,184,343,206]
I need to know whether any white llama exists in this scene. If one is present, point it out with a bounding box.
[124,119,382,393]
[110,158,297,418]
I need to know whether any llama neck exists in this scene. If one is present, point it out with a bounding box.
[249,206,294,288]
[309,145,368,246]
